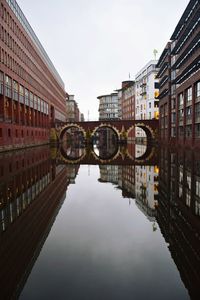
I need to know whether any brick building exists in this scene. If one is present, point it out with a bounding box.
[0,0,67,151]
[157,0,200,148]
[117,80,135,155]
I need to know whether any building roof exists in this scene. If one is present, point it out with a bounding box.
[135,60,158,80]
[97,92,118,99]
[170,0,199,40]
[156,46,169,69]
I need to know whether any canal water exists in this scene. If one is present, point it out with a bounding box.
[0,145,199,299]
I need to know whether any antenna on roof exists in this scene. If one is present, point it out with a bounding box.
[128,72,131,79]
[153,49,158,60]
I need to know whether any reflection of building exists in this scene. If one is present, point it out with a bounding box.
[135,60,159,141]
[66,165,80,184]
[98,93,120,120]
[157,0,200,148]
[135,165,158,221]
[158,147,200,299]
[0,0,67,151]
[98,165,120,185]
[0,147,79,298]
[98,165,135,200]
[121,166,135,199]
[97,128,118,158]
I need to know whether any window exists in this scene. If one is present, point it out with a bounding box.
[30,92,33,108]
[196,180,200,197]
[186,106,192,116]
[38,98,41,111]
[195,124,200,138]
[13,80,18,101]
[25,89,29,106]
[196,81,200,98]
[8,128,11,137]
[186,87,192,102]
[186,125,192,137]
[19,85,24,103]
[0,128,2,137]
[179,93,184,106]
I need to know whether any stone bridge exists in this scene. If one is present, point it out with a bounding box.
[54,119,159,144]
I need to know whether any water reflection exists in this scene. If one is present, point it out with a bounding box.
[157,148,200,300]
[60,142,155,165]
[0,146,79,299]
[0,145,199,299]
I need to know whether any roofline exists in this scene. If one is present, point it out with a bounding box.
[170,0,199,40]
[97,93,118,99]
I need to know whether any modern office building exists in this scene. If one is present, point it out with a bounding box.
[135,60,159,141]
[157,0,200,148]
[0,0,67,151]
[98,93,119,121]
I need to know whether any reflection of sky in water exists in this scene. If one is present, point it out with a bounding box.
[20,166,189,300]
[135,144,147,158]
[93,145,99,156]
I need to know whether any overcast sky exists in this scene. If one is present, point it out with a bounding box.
[18,0,189,120]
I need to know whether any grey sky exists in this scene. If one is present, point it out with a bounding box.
[18,0,189,119]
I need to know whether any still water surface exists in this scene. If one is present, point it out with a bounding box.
[0,145,199,299]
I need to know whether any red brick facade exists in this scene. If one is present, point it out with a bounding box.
[157,0,200,149]
[0,0,67,151]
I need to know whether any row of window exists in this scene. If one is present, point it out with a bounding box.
[0,172,50,232]
[175,15,200,55]
[0,127,48,139]
[0,4,66,119]
[177,124,200,137]
[0,24,63,99]
[1,1,63,89]
[0,72,49,114]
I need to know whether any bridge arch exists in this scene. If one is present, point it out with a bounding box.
[59,123,86,141]
[135,122,156,142]
[91,123,121,140]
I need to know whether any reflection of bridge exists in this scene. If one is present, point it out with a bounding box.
[56,119,159,143]
[53,145,158,166]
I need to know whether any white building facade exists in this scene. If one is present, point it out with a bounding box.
[135,60,159,139]
[98,93,120,120]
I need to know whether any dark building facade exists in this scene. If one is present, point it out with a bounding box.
[157,0,200,148]
[158,147,200,299]
[0,0,67,151]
